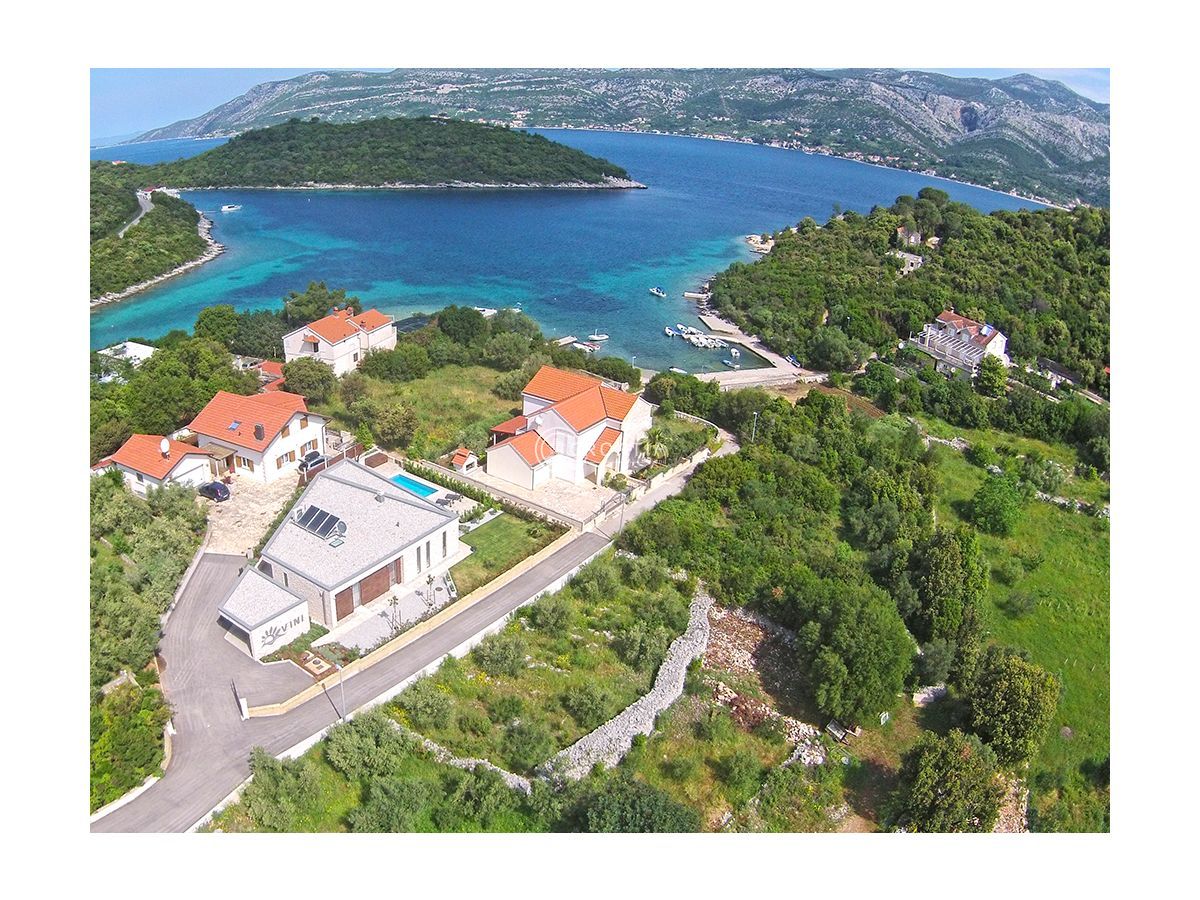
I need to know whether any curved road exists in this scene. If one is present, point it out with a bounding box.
[92,430,735,833]
[117,191,153,238]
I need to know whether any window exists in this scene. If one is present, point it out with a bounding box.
[426,540,431,567]
[300,415,308,430]
[442,530,447,558]
[236,456,255,472]
[283,572,289,588]
[281,424,291,439]
[135,472,144,483]
[416,545,422,574]
[276,450,296,469]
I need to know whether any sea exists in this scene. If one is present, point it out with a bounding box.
[89,130,1043,372]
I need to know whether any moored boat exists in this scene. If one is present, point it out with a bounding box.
[220,204,242,212]
[588,328,610,341]
[669,366,688,375]
[649,286,666,298]
[722,359,741,369]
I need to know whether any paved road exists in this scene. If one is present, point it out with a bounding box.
[117,191,153,238]
[92,532,610,833]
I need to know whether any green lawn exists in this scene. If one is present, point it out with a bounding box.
[313,364,517,457]
[451,513,561,596]
[929,445,1110,828]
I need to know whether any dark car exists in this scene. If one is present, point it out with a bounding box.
[298,451,328,473]
[198,482,230,502]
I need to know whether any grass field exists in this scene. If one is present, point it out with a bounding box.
[313,365,517,457]
[451,513,561,596]
[929,445,1110,828]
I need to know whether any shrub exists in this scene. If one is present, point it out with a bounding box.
[695,707,735,743]
[663,755,699,781]
[613,621,671,674]
[579,777,701,832]
[971,475,1024,536]
[502,720,554,771]
[397,677,452,731]
[561,682,612,730]
[717,749,765,805]
[969,647,1060,766]
[528,593,574,636]
[487,693,524,724]
[473,631,528,677]
[684,658,706,696]
[324,711,414,780]
[348,776,434,832]
[240,748,321,832]
[457,706,492,737]
[992,555,1025,586]
[887,730,1003,832]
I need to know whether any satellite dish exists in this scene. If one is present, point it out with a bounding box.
[160,437,170,457]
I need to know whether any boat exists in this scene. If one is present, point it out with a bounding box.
[722,359,742,369]
[572,341,600,353]
[664,326,678,337]
[220,204,242,212]
[649,287,667,298]
[669,367,688,375]
[729,347,741,358]
[588,328,610,341]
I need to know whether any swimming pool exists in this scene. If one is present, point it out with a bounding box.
[390,472,439,498]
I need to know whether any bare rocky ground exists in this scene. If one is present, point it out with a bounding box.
[205,475,300,555]
[994,776,1030,833]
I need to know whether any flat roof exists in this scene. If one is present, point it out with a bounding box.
[217,566,308,632]
[260,458,457,591]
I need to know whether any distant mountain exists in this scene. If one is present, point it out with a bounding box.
[133,68,1111,206]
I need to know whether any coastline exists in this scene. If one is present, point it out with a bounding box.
[174,176,646,191]
[90,213,225,308]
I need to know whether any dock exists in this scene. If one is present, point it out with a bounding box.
[690,313,821,389]
[553,335,578,347]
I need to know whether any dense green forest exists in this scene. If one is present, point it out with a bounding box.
[128,117,632,187]
[709,189,1110,391]
[90,185,207,297]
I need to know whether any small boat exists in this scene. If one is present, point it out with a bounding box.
[664,326,678,337]
[722,359,742,369]
[572,341,601,353]
[220,204,242,212]
[729,347,741,358]
[649,287,667,298]
[669,367,688,375]
[588,328,610,341]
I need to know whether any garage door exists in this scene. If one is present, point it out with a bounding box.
[334,588,354,621]
[359,563,392,604]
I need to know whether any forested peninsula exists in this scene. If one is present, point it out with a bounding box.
[90,118,638,300]
[710,189,1110,392]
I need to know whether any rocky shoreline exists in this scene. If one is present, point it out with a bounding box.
[90,213,225,308]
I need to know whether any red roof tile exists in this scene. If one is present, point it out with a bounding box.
[599,386,638,421]
[188,391,311,452]
[451,447,474,466]
[255,360,284,378]
[541,387,608,431]
[108,434,210,480]
[585,427,623,464]
[523,365,603,403]
[491,414,528,435]
[493,431,556,466]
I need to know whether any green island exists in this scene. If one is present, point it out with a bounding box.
[89,117,635,298]
[711,188,1109,392]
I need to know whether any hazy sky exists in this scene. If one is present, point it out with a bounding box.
[90,67,1110,142]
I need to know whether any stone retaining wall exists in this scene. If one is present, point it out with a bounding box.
[392,722,532,795]
[540,588,716,781]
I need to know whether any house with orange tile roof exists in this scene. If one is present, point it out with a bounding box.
[92,434,214,495]
[184,390,327,483]
[485,365,654,489]
[282,306,397,376]
[910,308,1011,376]
[450,447,479,473]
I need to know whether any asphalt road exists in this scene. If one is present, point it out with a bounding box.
[91,531,610,833]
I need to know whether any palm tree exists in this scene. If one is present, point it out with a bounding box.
[639,427,669,465]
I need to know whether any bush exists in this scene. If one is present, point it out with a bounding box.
[969,647,1060,766]
[324,710,413,780]
[613,621,671,674]
[487,693,524,724]
[281,357,336,402]
[971,475,1024,536]
[502,720,554,771]
[579,777,701,832]
[473,631,528,677]
[695,707,735,743]
[717,750,765,805]
[348,776,434,832]
[663,755,699,781]
[992,555,1025,586]
[240,748,321,832]
[397,676,452,731]
[528,593,573,635]
[887,730,1003,832]
[561,682,612,730]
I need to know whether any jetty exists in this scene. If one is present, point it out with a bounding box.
[689,313,821,390]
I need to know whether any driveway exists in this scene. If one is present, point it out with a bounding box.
[204,475,300,556]
[91,533,611,833]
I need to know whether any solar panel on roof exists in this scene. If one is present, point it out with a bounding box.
[309,510,330,533]
[315,515,341,539]
[297,506,320,527]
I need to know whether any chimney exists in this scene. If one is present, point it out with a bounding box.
[254,423,265,441]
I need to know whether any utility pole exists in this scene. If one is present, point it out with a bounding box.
[335,663,347,723]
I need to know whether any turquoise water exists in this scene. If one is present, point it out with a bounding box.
[390,472,439,498]
[90,130,1041,370]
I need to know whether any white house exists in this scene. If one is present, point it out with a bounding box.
[185,390,326,483]
[217,459,460,657]
[911,309,1010,376]
[91,433,212,495]
[95,341,158,383]
[485,365,654,489]
[282,307,397,376]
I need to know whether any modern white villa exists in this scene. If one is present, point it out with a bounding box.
[911,308,1011,375]
[486,365,654,489]
[217,459,460,658]
[184,390,326,483]
[91,433,213,495]
[282,307,397,376]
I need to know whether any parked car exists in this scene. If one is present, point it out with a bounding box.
[298,451,328,473]
[198,482,230,502]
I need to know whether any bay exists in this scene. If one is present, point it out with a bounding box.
[90,130,1041,371]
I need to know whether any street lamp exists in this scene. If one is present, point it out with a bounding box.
[751,411,759,444]
[335,662,347,723]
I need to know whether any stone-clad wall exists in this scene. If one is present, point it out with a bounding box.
[540,588,715,782]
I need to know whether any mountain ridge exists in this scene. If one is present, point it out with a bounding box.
[132,68,1110,206]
